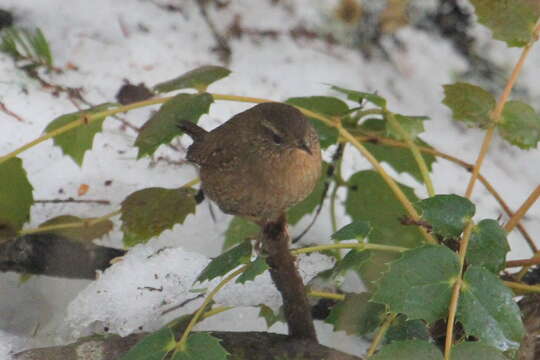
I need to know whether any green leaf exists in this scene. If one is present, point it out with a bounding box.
[386,315,430,344]
[31,28,52,66]
[39,215,113,243]
[121,187,197,247]
[331,220,371,241]
[44,103,114,166]
[196,241,252,282]
[154,65,231,93]
[371,340,443,360]
[386,114,428,141]
[286,97,346,149]
[287,162,328,225]
[345,170,423,248]
[470,0,540,47]
[466,219,509,273]
[358,251,397,290]
[119,326,175,360]
[325,293,384,335]
[442,83,495,127]
[415,194,475,238]
[258,304,284,328]
[372,245,459,323]
[172,333,229,360]
[499,100,540,149]
[236,256,268,284]
[135,93,213,158]
[331,249,371,278]
[331,85,387,108]
[451,342,508,360]
[222,216,259,251]
[458,266,525,352]
[0,157,33,230]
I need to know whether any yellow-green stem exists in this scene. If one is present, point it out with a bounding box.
[505,185,540,233]
[291,242,408,256]
[504,281,540,294]
[444,221,474,360]
[367,313,397,357]
[385,111,435,197]
[307,290,346,301]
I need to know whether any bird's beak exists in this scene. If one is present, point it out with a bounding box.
[298,141,312,155]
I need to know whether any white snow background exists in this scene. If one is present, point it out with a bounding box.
[0,0,539,358]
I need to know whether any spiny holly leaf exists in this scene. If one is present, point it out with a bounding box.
[386,114,428,141]
[442,83,495,127]
[119,326,175,360]
[287,162,328,225]
[154,65,231,93]
[372,245,460,323]
[458,266,524,352]
[236,256,268,284]
[346,170,423,248]
[331,220,371,241]
[196,241,252,283]
[386,315,430,344]
[331,85,387,108]
[172,333,229,360]
[135,93,213,158]
[466,219,509,273]
[371,340,443,360]
[499,100,540,149]
[331,249,371,279]
[0,157,33,231]
[121,187,197,247]
[325,292,384,335]
[470,0,540,47]
[222,216,259,251]
[286,97,345,148]
[45,103,114,166]
[451,342,508,360]
[415,194,475,239]
[39,215,113,243]
[258,304,284,328]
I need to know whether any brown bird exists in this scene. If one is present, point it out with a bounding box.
[179,102,322,224]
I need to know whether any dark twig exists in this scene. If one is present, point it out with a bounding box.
[0,101,25,122]
[195,0,232,64]
[34,198,111,205]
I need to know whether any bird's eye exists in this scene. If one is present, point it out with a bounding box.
[272,133,283,144]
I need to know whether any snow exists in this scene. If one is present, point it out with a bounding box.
[0,0,539,357]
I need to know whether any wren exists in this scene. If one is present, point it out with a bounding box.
[179,102,322,224]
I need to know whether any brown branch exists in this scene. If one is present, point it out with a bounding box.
[262,214,317,340]
[507,256,540,268]
[505,185,540,233]
[0,101,25,122]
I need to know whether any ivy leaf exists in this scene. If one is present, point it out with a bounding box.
[442,83,495,127]
[415,194,475,239]
[330,85,387,108]
[135,93,213,158]
[358,251,397,291]
[466,219,509,273]
[286,97,345,148]
[499,100,540,149]
[222,216,259,251]
[372,245,460,323]
[331,249,371,278]
[346,170,423,248]
[258,304,284,328]
[371,340,443,360]
[236,256,268,284]
[458,266,525,352]
[0,157,33,231]
[121,187,197,247]
[385,314,430,344]
[470,0,540,47]
[171,333,229,360]
[325,293,384,335]
[451,342,508,360]
[287,162,328,225]
[386,114,428,141]
[39,215,113,243]
[196,241,252,283]
[331,220,371,241]
[44,103,114,166]
[153,65,231,93]
[119,326,175,360]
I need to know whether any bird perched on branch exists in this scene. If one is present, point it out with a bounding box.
[179,102,321,225]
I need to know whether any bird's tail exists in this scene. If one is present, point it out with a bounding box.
[178,120,207,142]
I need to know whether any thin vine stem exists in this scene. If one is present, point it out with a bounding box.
[444,221,474,360]
[291,242,408,256]
[18,209,121,235]
[505,185,540,233]
[503,280,540,294]
[307,290,346,301]
[367,313,397,357]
